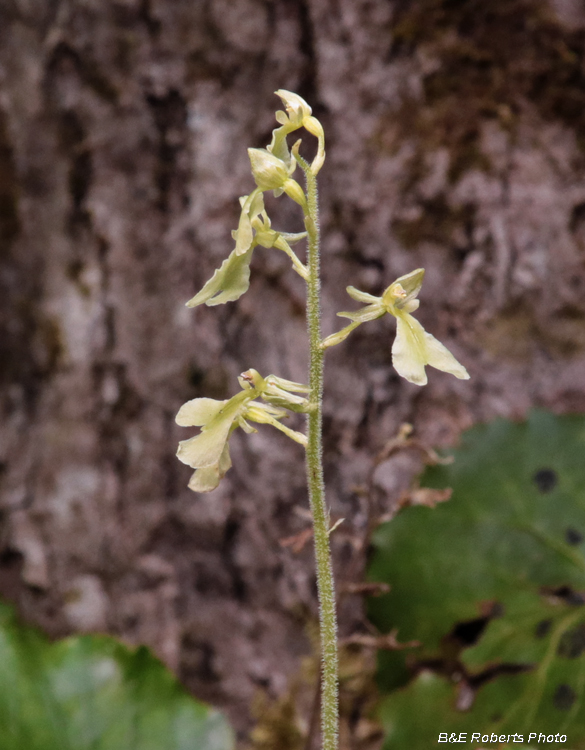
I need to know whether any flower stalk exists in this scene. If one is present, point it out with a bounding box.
[301,158,339,750]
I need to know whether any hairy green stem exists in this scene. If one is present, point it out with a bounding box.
[303,163,339,750]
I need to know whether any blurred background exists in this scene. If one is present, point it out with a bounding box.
[1,0,585,747]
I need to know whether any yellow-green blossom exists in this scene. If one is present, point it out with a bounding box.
[322,268,470,386]
[176,370,308,492]
[269,90,325,175]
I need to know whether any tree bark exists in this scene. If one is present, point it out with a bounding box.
[1,0,585,743]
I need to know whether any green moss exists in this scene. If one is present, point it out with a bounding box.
[391,0,585,142]
[249,690,304,750]
[377,0,585,249]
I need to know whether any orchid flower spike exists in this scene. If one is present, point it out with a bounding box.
[176,370,308,492]
[323,268,470,386]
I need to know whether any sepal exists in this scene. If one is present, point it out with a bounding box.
[346,286,381,304]
[234,189,264,256]
[262,374,310,412]
[322,321,362,348]
[337,304,385,324]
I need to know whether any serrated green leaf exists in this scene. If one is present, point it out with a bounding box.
[378,670,548,750]
[0,600,234,750]
[369,411,585,649]
[368,411,585,749]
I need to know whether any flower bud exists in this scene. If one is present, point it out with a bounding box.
[304,116,323,140]
[283,179,308,210]
[248,148,289,191]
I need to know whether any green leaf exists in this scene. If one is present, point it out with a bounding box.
[186,246,254,307]
[378,670,538,749]
[368,411,585,748]
[0,600,234,750]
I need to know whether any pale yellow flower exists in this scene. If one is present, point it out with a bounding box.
[176,370,308,492]
[269,90,325,175]
[323,269,470,386]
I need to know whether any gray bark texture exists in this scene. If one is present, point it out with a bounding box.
[1,0,585,745]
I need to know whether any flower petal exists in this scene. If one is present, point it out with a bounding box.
[188,444,232,493]
[186,246,253,308]
[176,398,227,427]
[176,416,233,469]
[188,467,219,493]
[391,314,428,386]
[337,303,385,323]
[346,286,381,305]
[275,110,289,125]
[423,330,470,380]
